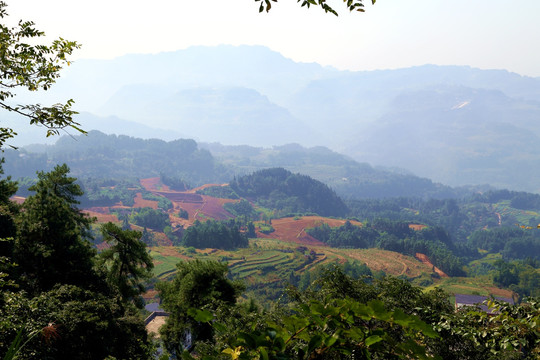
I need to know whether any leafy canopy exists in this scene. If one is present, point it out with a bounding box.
[99,222,154,308]
[0,1,82,148]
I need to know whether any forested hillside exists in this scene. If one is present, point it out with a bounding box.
[230,168,349,217]
[5,131,232,186]
[7,131,485,200]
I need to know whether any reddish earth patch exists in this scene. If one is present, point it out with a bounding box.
[167,194,236,224]
[188,183,228,194]
[86,206,111,214]
[156,247,192,260]
[484,286,514,299]
[415,253,449,277]
[142,289,159,301]
[83,210,119,223]
[156,191,203,203]
[140,177,170,192]
[154,232,173,247]
[257,216,363,246]
[10,196,25,204]
[409,224,427,231]
[133,192,159,209]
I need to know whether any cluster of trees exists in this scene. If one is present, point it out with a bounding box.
[306,220,466,277]
[160,173,190,191]
[182,219,249,250]
[223,199,258,220]
[307,221,379,248]
[78,178,139,207]
[230,168,349,217]
[140,192,173,211]
[468,227,540,260]
[131,207,171,231]
[493,259,540,298]
[157,261,540,359]
[471,189,540,211]
[0,164,154,359]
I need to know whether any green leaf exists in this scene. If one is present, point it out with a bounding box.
[324,332,340,347]
[238,332,257,349]
[368,300,391,321]
[365,335,382,347]
[187,308,214,323]
[307,334,323,355]
[213,322,227,333]
[258,347,269,360]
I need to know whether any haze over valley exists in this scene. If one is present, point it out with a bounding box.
[11,45,540,192]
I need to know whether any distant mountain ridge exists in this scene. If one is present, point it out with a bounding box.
[8,131,485,201]
[10,45,540,192]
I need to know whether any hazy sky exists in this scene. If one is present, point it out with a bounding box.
[7,0,540,77]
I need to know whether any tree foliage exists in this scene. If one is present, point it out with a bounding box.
[99,222,154,308]
[0,165,154,359]
[256,0,376,16]
[182,219,249,250]
[131,207,170,231]
[157,260,245,354]
[0,1,83,148]
[230,168,349,217]
[13,164,99,295]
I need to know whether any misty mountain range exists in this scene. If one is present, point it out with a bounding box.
[9,45,540,193]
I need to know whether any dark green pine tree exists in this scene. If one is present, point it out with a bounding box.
[0,159,19,293]
[99,222,154,308]
[14,164,99,295]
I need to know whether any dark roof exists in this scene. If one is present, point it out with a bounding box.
[145,303,164,312]
[455,294,514,314]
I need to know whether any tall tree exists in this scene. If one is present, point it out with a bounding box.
[14,164,98,294]
[157,260,244,354]
[99,222,154,308]
[0,159,18,293]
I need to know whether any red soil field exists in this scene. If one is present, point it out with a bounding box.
[415,253,448,278]
[140,177,170,192]
[257,216,363,246]
[172,195,236,223]
[140,179,236,225]
[83,209,119,223]
[156,191,203,203]
[187,183,228,194]
[133,192,159,209]
[409,224,427,231]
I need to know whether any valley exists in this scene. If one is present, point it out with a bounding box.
[75,175,524,306]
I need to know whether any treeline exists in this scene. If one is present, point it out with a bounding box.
[230,168,349,217]
[472,189,540,211]
[223,199,258,220]
[493,258,540,298]
[78,178,140,207]
[306,220,467,276]
[468,227,540,260]
[182,219,249,250]
[160,173,190,191]
[5,131,233,186]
